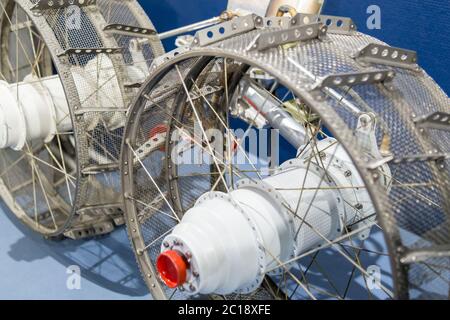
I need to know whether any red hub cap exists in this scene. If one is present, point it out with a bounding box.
[156,250,188,288]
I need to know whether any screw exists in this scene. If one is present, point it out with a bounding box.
[355,203,363,210]
[344,170,352,177]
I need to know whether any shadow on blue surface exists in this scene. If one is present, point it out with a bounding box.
[1,201,148,298]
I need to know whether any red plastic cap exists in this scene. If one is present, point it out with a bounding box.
[149,124,167,139]
[156,250,188,288]
[149,124,168,152]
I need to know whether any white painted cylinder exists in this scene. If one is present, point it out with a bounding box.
[263,165,343,253]
[227,0,272,17]
[266,0,324,16]
[0,53,145,150]
[0,75,70,150]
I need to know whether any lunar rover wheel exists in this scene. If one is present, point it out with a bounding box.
[0,0,164,239]
[121,14,449,300]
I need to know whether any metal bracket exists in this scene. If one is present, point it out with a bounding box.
[366,156,394,170]
[11,21,32,32]
[74,107,128,115]
[133,132,167,164]
[57,47,123,57]
[192,14,259,47]
[64,220,115,240]
[124,82,143,89]
[81,163,120,175]
[255,16,292,29]
[151,46,190,69]
[352,43,419,70]
[312,70,396,91]
[251,22,327,51]
[414,111,450,132]
[32,0,96,10]
[391,153,449,165]
[400,245,450,264]
[367,153,448,169]
[190,85,223,101]
[137,193,167,224]
[291,13,357,35]
[103,24,157,38]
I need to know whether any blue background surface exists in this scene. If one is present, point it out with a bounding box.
[0,0,447,300]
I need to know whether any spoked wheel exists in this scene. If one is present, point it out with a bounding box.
[121,15,449,299]
[0,0,163,239]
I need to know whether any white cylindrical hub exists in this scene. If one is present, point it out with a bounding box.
[156,137,378,295]
[0,53,145,151]
[0,75,71,150]
[157,137,379,295]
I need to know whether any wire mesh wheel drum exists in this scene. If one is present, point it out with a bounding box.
[0,0,164,239]
[121,14,449,300]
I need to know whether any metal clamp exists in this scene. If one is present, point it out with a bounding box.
[57,47,123,57]
[312,70,396,91]
[32,0,96,10]
[291,13,357,35]
[192,14,259,47]
[251,23,327,51]
[353,43,419,70]
[414,111,450,132]
[103,24,157,38]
